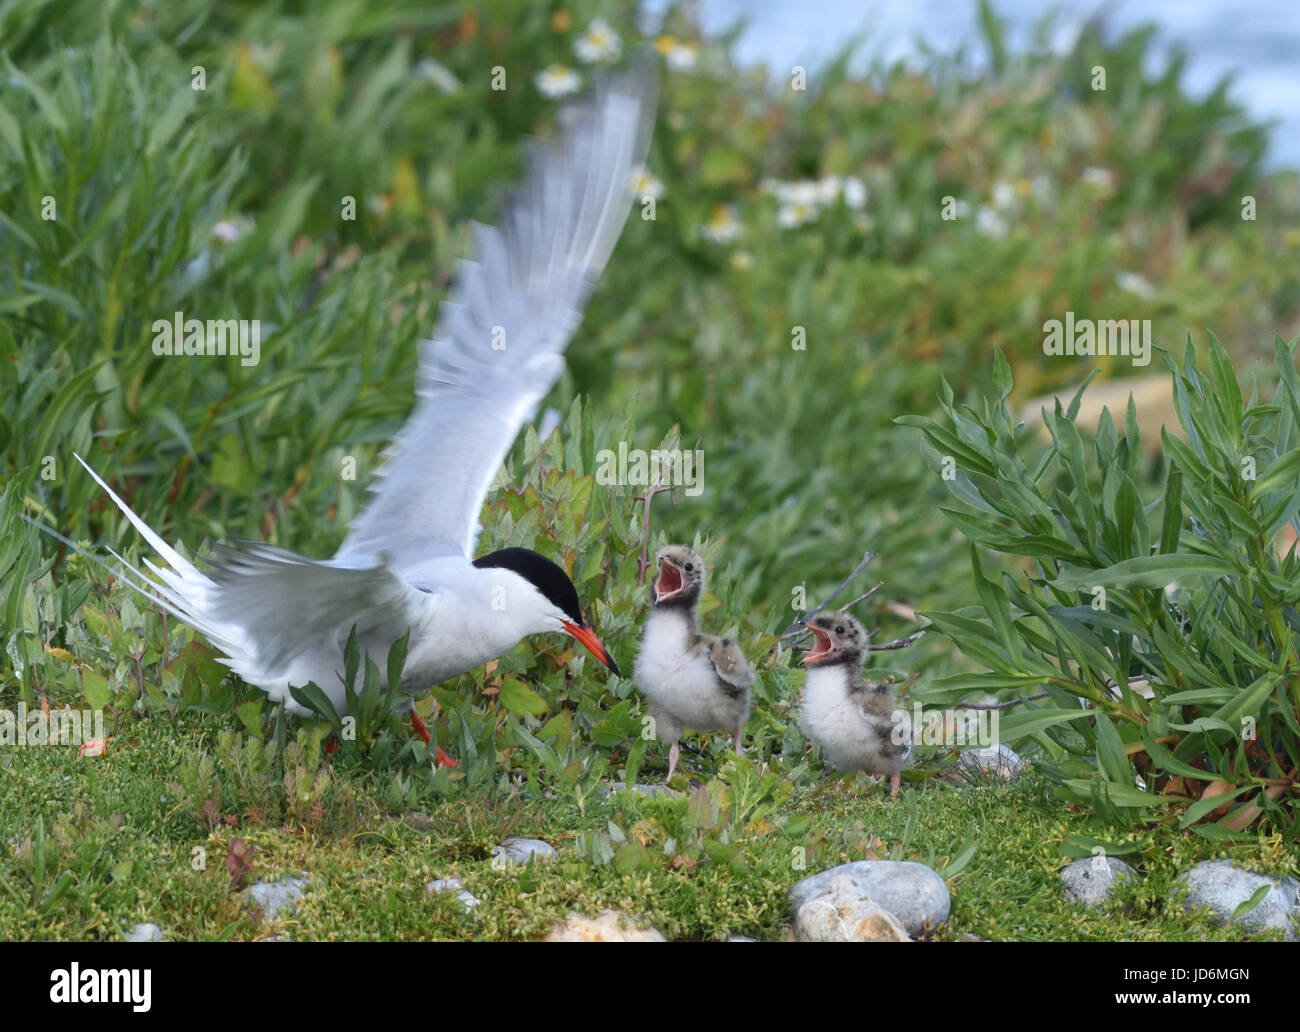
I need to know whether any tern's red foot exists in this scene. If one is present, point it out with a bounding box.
[434,746,459,768]
[325,735,339,755]
[410,710,432,744]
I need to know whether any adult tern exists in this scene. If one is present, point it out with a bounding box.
[72,65,657,747]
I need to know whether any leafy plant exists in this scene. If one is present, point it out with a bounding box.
[902,339,1300,839]
[288,627,417,767]
[169,725,362,833]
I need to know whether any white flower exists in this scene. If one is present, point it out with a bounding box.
[700,204,741,243]
[665,41,698,70]
[630,167,664,200]
[1082,166,1114,190]
[777,200,817,228]
[535,65,582,98]
[211,216,251,243]
[814,176,843,205]
[765,175,865,211]
[975,206,1008,238]
[841,175,867,210]
[416,57,461,95]
[211,220,240,243]
[1116,271,1155,299]
[991,180,1016,209]
[771,179,819,206]
[574,19,621,64]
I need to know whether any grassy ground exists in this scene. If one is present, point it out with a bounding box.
[3,709,1292,940]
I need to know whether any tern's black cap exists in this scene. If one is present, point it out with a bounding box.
[473,547,585,626]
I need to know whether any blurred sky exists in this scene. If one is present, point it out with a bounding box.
[642,1,1300,169]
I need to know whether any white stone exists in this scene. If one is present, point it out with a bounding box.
[794,876,911,942]
[1060,857,1135,907]
[790,860,949,936]
[493,837,557,866]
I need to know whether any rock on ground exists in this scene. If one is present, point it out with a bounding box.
[600,782,678,799]
[425,877,482,910]
[243,875,309,923]
[544,910,666,941]
[794,875,911,942]
[1175,859,1300,941]
[790,860,949,936]
[955,744,1026,781]
[125,922,163,942]
[1059,856,1135,907]
[493,837,557,866]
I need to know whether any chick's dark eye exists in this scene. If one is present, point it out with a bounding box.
[835,625,845,634]
[684,563,694,572]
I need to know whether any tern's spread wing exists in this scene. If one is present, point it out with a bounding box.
[70,454,424,688]
[204,543,424,675]
[339,65,657,570]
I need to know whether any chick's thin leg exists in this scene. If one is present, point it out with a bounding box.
[890,770,901,798]
[667,739,680,781]
[734,723,744,756]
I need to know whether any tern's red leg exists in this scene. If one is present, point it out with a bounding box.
[410,711,458,767]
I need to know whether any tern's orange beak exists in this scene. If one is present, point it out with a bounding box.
[563,620,621,676]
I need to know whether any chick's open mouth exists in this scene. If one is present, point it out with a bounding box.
[654,560,684,602]
[802,625,834,664]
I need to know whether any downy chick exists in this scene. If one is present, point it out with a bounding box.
[633,545,753,780]
[797,610,913,796]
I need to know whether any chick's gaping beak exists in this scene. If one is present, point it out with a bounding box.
[563,620,621,676]
[653,559,684,603]
[801,624,834,665]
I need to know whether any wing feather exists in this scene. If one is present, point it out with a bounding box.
[339,64,657,569]
[206,542,423,675]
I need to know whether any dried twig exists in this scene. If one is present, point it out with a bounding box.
[634,435,701,584]
[840,582,884,614]
[634,483,674,585]
[779,551,876,639]
[866,630,926,651]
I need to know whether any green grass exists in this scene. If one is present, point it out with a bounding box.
[3,709,1292,940]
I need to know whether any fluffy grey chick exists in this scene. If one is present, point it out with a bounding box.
[797,609,913,796]
[633,545,753,779]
